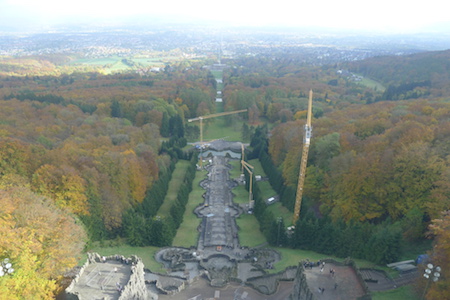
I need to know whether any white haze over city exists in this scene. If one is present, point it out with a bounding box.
[1,0,449,33]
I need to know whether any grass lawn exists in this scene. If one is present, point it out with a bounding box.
[248,159,266,176]
[371,285,420,300]
[258,181,277,199]
[69,55,182,74]
[132,57,166,66]
[236,213,267,247]
[157,160,190,216]
[232,185,251,205]
[358,75,385,92]
[247,158,294,225]
[229,158,266,247]
[271,247,331,272]
[216,101,224,113]
[210,69,223,79]
[202,117,246,142]
[267,202,294,226]
[271,247,392,274]
[187,106,250,144]
[69,57,121,65]
[108,60,132,73]
[228,159,242,177]
[228,159,253,206]
[171,170,207,248]
[210,70,224,90]
[248,158,279,200]
[248,159,278,199]
[83,243,166,273]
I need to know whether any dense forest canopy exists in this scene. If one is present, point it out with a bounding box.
[0,60,218,298]
[270,100,450,223]
[0,47,449,297]
[345,49,450,100]
[0,63,217,231]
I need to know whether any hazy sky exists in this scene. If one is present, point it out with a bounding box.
[0,0,449,33]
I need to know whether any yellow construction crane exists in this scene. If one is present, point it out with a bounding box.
[240,143,256,208]
[241,160,255,208]
[241,142,246,173]
[188,109,247,168]
[293,90,313,225]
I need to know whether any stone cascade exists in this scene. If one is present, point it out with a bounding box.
[155,150,292,294]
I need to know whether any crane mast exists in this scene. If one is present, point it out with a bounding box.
[241,160,255,208]
[293,90,313,225]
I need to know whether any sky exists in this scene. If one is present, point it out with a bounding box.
[0,0,449,33]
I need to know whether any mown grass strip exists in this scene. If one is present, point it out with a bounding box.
[157,160,190,216]
[371,285,420,300]
[248,158,293,224]
[171,169,206,248]
[202,118,245,142]
[236,214,267,247]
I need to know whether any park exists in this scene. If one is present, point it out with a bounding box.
[64,66,424,300]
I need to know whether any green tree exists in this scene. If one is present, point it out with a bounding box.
[169,115,184,138]
[366,225,402,264]
[111,99,123,118]
[311,132,341,170]
[242,123,251,141]
[122,210,147,246]
[149,217,174,247]
[160,112,170,137]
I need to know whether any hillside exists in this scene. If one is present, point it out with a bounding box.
[345,49,450,99]
[1,49,449,298]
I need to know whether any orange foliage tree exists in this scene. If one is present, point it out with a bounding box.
[31,164,89,215]
[0,176,86,299]
[425,211,450,299]
[269,99,450,225]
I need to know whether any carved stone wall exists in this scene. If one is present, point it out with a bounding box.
[119,258,156,300]
[64,259,91,300]
[65,253,158,300]
[290,264,315,300]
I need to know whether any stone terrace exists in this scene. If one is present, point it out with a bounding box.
[69,260,131,300]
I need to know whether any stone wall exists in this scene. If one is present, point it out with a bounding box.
[119,257,157,300]
[154,275,186,295]
[65,252,158,300]
[64,257,91,300]
[289,264,315,300]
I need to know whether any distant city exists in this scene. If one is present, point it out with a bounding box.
[1,24,450,65]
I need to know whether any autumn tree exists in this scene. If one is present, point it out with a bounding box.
[424,211,450,299]
[119,149,147,204]
[31,164,89,215]
[0,138,33,177]
[388,142,444,219]
[0,177,86,299]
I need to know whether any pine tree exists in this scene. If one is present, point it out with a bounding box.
[160,112,170,137]
[111,99,123,118]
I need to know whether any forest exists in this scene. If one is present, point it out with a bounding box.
[0,49,449,298]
